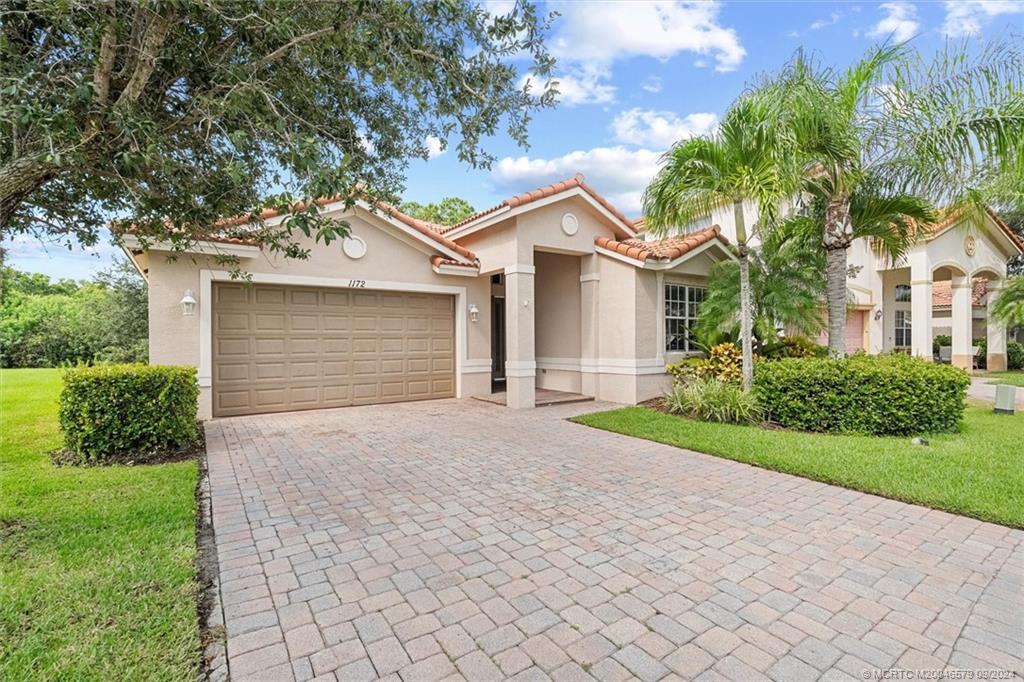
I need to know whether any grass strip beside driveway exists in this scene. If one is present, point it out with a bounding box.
[982,370,1024,387]
[0,368,200,680]
[573,405,1024,529]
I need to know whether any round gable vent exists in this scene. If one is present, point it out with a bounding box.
[343,235,367,259]
[561,212,579,236]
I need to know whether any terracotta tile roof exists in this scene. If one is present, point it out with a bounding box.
[918,206,1024,253]
[931,278,988,307]
[372,200,477,263]
[173,195,478,265]
[114,223,261,247]
[441,173,637,234]
[595,225,729,263]
[429,255,476,268]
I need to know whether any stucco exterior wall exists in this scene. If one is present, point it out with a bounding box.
[146,207,492,418]
[534,251,582,392]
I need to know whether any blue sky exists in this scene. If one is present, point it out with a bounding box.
[6,0,1023,280]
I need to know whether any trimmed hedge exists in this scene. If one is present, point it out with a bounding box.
[754,354,970,435]
[59,364,200,463]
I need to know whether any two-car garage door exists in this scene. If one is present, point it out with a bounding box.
[212,283,455,417]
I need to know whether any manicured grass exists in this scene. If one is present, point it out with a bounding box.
[982,370,1024,387]
[573,404,1024,528]
[0,368,200,680]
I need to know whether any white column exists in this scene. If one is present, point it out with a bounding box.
[987,281,1008,371]
[950,274,973,371]
[504,263,535,408]
[580,255,600,398]
[909,253,933,361]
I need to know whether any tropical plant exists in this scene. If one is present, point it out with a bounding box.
[993,276,1024,328]
[765,42,1024,356]
[666,342,744,384]
[644,94,799,389]
[0,3,554,266]
[665,377,761,425]
[760,335,829,360]
[399,197,476,225]
[693,217,826,348]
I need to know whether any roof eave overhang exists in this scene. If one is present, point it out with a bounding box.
[595,239,736,270]
[118,234,262,258]
[432,263,480,277]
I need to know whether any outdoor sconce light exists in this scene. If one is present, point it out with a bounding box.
[180,289,197,316]
[874,309,883,321]
[468,303,479,322]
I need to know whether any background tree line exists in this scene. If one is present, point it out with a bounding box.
[0,258,147,367]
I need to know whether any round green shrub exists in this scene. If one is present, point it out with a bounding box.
[754,354,970,435]
[1007,340,1024,370]
[58,364,200,463]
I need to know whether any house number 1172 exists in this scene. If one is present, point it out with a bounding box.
[347,279,366,288]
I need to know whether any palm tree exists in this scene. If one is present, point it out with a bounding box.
[993,276,1024,327]
[768,42,1024,356]
[644,95,798,389]
[693,217,826,347]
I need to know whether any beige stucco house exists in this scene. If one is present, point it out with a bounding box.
[121,175,737,418]
[123,173,1022,419]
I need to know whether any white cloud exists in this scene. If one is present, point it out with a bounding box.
[867,2,920,43]
[809,11,843,30]
[641,76,663,93]
[611,109,718,148]
[522,70,617,107]
[425,135,446,159]
[550,1,745,73]
[492,146,664,214]
[942,0,1024,36]
[534,1,744,108]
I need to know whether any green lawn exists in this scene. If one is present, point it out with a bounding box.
[981,370,1024,387]
[573,404,1024,528]
[0,368,200,680]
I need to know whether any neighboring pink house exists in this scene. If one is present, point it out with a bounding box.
[121,175,736,418]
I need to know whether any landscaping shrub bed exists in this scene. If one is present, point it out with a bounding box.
[58,364,200,463]
[665,377,761,424]
[754,354,969,435]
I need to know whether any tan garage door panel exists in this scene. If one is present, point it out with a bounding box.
[212,283,455,417]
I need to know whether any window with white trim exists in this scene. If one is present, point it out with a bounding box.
[665,283,706,352]
[894,310,912,348]
[895,284,911,302]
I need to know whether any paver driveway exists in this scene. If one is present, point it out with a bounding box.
[204,399,1023,682]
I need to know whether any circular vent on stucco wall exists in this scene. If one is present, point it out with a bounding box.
[343,235,367,259]
[561,212,579,236]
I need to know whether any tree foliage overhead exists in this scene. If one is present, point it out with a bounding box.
[399,196,476,226]
[0,1,555,261]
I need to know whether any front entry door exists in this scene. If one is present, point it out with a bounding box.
[491,298,506,391]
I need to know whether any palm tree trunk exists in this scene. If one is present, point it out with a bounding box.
[823,199,853,358]
[738,244,754,390]
[733,201,755,390]
[824,246,848,358]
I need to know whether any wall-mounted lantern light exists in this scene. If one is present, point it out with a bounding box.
[180,289,197,316]
[468,303,480,323]
[874,309,883,321]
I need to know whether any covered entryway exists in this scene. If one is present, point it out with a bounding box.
[212,283,454,416]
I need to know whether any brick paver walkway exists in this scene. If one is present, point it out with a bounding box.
[204,399,1023,682]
